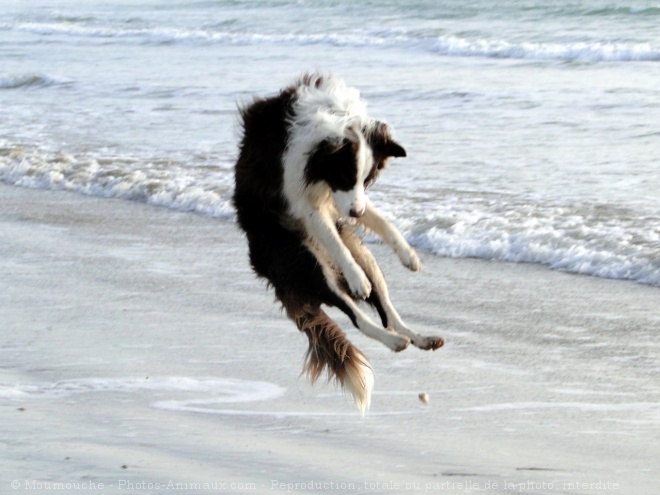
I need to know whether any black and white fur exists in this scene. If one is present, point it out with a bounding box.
[233,73,443,414]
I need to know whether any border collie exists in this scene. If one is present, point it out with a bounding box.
[233,73,443,414]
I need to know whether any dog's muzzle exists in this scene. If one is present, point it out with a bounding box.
[349,205,366,218]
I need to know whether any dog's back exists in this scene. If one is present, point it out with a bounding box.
[233,89,292,239]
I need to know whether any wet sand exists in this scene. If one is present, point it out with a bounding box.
[1,183,658,494]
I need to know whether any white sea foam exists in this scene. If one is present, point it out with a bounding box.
[2,143,659,287]
[0,145,235,219]
[411,224,660,287]
[0,376,284,403]
[429,35,660,62]
[456,401,660,413]
[0,73,73,90]
[0,376,417,417]
[152,402,420,417]
[8,21,660,62]
[398,197,660,287]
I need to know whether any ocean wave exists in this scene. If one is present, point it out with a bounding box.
[536,5,660,18]
[2,143,659,288]
[397,197,660,287]
[429,36,660,62]
[0,144,235,218]
[581,6,660,17]
[413,224,660,287]
[9,21,660,62]
[10,21,396,48]
[0,73,72,90]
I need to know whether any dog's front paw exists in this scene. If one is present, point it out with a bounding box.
[399,247,421,272]
[345,264,372,299]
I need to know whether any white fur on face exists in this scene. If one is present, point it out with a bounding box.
[282,75,371,220]
[333,188,365,217]
[332,131,372,218]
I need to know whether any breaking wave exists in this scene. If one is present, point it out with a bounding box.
[7,21,660,62]
[0,73,73,90]
[0,144,235,219]
[2,143,659,287]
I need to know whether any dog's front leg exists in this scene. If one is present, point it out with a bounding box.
[360,200,421,272]
[303,208,372,299]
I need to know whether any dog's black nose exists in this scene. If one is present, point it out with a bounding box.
[349,206,365,218]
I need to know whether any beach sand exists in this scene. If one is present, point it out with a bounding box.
[1,183,658,494]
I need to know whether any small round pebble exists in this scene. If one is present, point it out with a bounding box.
[418,392,430,404]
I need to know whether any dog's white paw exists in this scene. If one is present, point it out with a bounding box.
[411,335,444,351]
[345,264,372,299]
[388,334,411,352]
[399,247,421,272]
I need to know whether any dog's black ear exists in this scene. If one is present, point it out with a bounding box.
[368,121,406,159]
[384,140,406,158]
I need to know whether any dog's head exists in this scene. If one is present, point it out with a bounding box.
[304,120,406,218]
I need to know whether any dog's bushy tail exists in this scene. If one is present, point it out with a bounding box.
[292,306,373,415]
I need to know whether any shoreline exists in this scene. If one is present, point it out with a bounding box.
[2,183,658,494]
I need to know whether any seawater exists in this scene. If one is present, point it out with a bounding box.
[1,0,659,286]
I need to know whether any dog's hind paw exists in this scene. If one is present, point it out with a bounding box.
[412,335,445,351]
[387,334,411,352]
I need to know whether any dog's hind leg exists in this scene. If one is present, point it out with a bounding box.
[327,280,412,353]
[339,226,444,351]
[305,240,411,353]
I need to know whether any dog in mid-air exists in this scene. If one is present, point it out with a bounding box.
[233,73,443,414]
